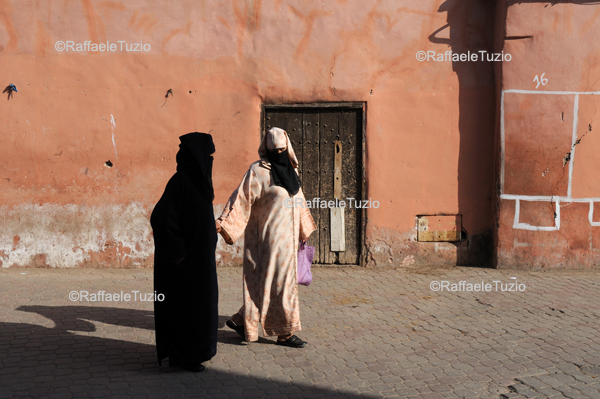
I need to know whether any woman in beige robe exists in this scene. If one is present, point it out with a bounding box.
[216,127,317,347]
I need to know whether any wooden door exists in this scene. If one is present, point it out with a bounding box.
[263,105,363,265]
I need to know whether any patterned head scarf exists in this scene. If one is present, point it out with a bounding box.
[258,127,298,168]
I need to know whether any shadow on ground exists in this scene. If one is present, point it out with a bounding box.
[1,306,373,398]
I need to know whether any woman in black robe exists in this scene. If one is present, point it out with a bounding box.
[150,132,218,372]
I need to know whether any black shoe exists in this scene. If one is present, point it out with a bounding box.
[276,335,307,348]
[226,320,245,339]
[170,360,206,372]
[181,365,205,372]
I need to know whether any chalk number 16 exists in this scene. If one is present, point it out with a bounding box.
[533,73,548,89]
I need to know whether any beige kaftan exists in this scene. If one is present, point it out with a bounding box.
[218,161,317,342]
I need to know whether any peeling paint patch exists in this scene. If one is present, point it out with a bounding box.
[542,167,550,177]
[400,255,415,267]
[0,203,154,268]
[0,203,244,268]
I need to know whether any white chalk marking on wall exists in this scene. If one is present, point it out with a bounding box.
[500,90,505,194]
[568,94,579,198]
[504,89,600,95]
[533,73,548,89]
[501,90,600,230]
[110,114,118,160]
[512,199,520,228]
[502,195,600,228]
[501,194,600,203]
[502,194,554,201]
[589,201,600,227]
[501,90,593,197]
[512,198,560,231]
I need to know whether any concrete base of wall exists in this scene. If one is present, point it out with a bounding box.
[1,204,493,269]
[365,226,492,268]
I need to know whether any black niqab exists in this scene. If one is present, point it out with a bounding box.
[266,149,301,196]
[177,133,215,201]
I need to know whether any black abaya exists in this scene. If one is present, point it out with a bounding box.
[150,132,218,368]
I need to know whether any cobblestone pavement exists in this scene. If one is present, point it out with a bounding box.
[1,266,600,398]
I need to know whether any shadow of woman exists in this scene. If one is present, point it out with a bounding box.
[16,305,254,345]
[1,306,367,398]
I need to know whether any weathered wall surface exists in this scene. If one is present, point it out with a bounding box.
[0,0,496,268]
[497,1,600,269]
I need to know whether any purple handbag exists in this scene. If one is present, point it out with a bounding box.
[297,241,315,286]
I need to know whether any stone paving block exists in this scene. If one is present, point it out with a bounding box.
[577,385,600,397]
[510,385,544,398]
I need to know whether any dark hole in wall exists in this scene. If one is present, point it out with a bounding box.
[104,160,113,168]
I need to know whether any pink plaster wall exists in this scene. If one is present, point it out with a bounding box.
[0,0,496,268]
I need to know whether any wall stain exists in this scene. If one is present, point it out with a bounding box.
[129,11,158,35]
[0,0,19,53]
[252,0,261,31]
[161,21,192,53]
[288,4,332,60]
[217,16,231,30]
[579,6,600,37]
[327,3,427,93]
[97,1,127,17]
[34,20,51,56]
[231,0,263,58]
[81,0,106,44]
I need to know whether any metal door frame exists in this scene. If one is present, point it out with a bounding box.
[260,102,367,267]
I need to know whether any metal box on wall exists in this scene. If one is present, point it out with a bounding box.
[417,215,462,242]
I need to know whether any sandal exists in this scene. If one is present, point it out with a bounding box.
[226,320,245,339]
[276,335,307,348]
